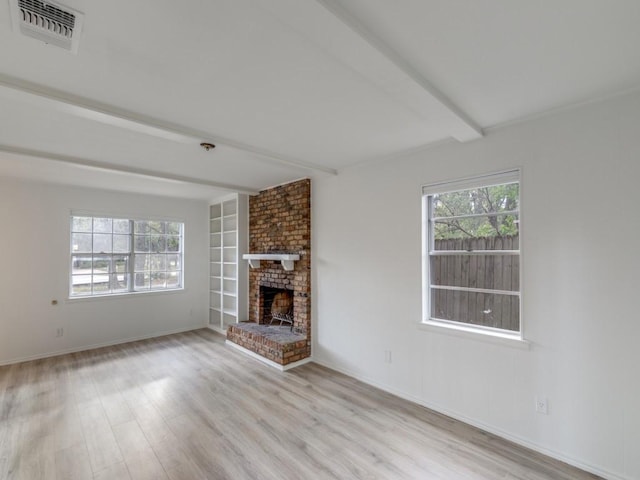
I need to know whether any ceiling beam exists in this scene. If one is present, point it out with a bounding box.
[0,145,260,195]
[255,0,482,143]
[0,74,338,176]
[315,0,483,142]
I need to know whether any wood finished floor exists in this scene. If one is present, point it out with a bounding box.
[0,329,600,480]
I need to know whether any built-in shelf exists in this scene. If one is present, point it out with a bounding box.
[242,253,300,271]
[209,195,248,333]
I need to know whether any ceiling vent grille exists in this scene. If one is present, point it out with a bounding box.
[9,0,85,54]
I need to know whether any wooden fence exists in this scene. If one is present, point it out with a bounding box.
[431,235,519,331]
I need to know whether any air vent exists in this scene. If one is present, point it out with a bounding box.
[9,0,85,54]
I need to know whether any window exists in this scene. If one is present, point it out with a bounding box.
[422,170,521,336]
[70,215,183,297]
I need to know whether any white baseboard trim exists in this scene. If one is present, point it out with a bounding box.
[312,358,626,480]
[0,325,205,366]
[225,340,312,371]
[207,325,227,336]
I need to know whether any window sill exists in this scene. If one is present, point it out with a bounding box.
[418,319,530,350]
[66,288,185,303]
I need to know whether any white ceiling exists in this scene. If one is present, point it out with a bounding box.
[1,0,639,200]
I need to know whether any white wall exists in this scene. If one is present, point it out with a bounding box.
[0,180,209,364]
[313,91,640,480]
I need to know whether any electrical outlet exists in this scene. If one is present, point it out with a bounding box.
[535,396,548,415]
[56,327,64,338]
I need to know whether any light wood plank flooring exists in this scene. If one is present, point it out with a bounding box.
[0,329,600,479]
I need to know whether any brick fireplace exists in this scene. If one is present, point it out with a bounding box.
[226,179,311,367]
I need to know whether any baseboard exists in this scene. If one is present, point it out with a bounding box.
[312,358,626,480]
[0,325,205,366]
[207,325,227,336]
[225,340,313,371]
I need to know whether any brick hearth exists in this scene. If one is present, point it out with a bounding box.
[226,324,308,364]
[226,178,311,366]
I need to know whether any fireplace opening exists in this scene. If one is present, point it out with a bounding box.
[260,286,294,328]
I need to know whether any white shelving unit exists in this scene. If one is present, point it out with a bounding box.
[209,194,248,334]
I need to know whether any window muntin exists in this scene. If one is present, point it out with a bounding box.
[423,171,521,335]
[70,216,183,297]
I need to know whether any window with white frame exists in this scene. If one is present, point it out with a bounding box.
[422,170,521,335]
[70,215,183,297]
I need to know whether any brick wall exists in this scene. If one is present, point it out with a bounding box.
[227,178,312,365]
[248,178,311,335]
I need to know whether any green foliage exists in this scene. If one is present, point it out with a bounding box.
[432,183,519,240]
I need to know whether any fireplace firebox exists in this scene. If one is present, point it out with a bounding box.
[260,286,294,329]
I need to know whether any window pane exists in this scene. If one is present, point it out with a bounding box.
[113,219,130,234]
[92,258,109,274]
[167,272,180,288]
[71,274,92,295]
[135,273,150,289]
[93,234,112,253]
[150,254,166,271]
[113,235,130,253]
[430,254,519,292]
[71,268,92,295]
[71,257,93,296]
[113,256,129,273]
[71,233,92,253]
[134,235,150,252]
[166,236,180,252]
[167,222,181,235]
[151,272,167,289]
[93,217,112,233]
[113,272,128,292]
[166,254,180,271]
[148,221,166,234]
[134,254,149,272]
[433,215,519,247]
[134,221,149,234]
[433,183,519,217]
[71,256,92,272]
[72,216,92,233]
[430,289,519,332]
[433,231,519,252]
[149,235,166,253]
[92,274,110,292]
